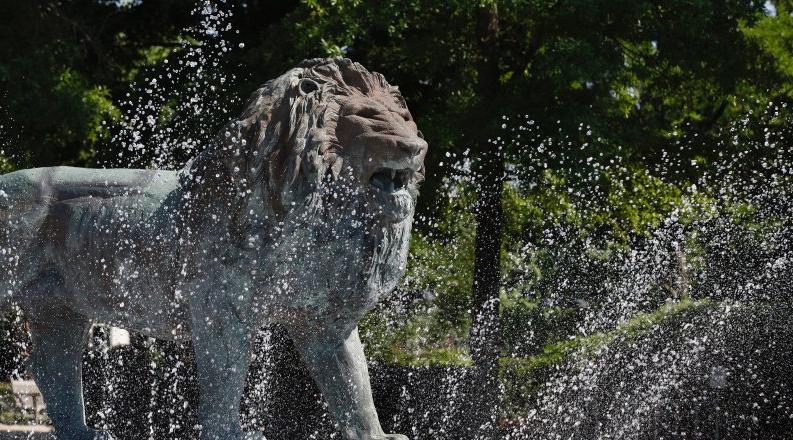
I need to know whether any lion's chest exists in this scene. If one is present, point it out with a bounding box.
[254,218,412,330]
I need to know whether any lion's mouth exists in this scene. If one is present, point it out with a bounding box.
[369,168,412,193]
[367,167,415,223]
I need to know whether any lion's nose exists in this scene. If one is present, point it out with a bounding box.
[399,138,428,157]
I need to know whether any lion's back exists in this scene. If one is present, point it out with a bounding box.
[1,165,174,217]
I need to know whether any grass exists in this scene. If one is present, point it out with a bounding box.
[500,298,715,416]
[363,297,715,417]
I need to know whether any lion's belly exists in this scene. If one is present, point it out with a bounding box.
[19,250,189,340]
[65,240,186,338]
[60,254,188,339]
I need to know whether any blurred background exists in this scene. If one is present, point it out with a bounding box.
[1,1,793,438]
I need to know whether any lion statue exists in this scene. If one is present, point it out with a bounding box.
[0,58,427,440]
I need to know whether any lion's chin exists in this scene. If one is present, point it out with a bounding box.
[369,188,414,223]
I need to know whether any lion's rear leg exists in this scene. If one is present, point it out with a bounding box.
[28,317,114,440]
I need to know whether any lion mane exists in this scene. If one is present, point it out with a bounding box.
[179,58,419,239]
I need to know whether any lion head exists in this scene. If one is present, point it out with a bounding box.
[181,58,427,236]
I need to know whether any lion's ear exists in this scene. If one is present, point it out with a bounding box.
[298,78,320,96]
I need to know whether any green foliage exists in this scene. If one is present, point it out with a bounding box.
[1,60,117,166]
[596,165,683,238]
[407,185,478,331]
[500,292,580,357]
[501,298,711,417]
[0,0,195,167]
[360,307,472,366]
[0,154,13,174]
[742,1,793,88]
[1,0,792,375]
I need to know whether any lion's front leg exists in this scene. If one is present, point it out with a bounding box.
[189,298,260,440]
[289,326,407,440]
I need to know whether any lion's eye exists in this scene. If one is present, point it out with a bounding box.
[298,78,320,95]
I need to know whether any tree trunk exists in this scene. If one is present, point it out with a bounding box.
[466,2,504,438]
[467,153,504,438]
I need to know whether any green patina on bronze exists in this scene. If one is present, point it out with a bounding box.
[0,58,427,440]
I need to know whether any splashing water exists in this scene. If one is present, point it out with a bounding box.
[1,1,792,439]
[388,105,792,438]
[351,101,792,438]
[102,0,240,170]
[499,106,793,439]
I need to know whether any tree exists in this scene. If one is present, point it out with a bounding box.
[467,3,505,436]
[247,1,770,435]
[2,1,788,436]
[0,0,197,167]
